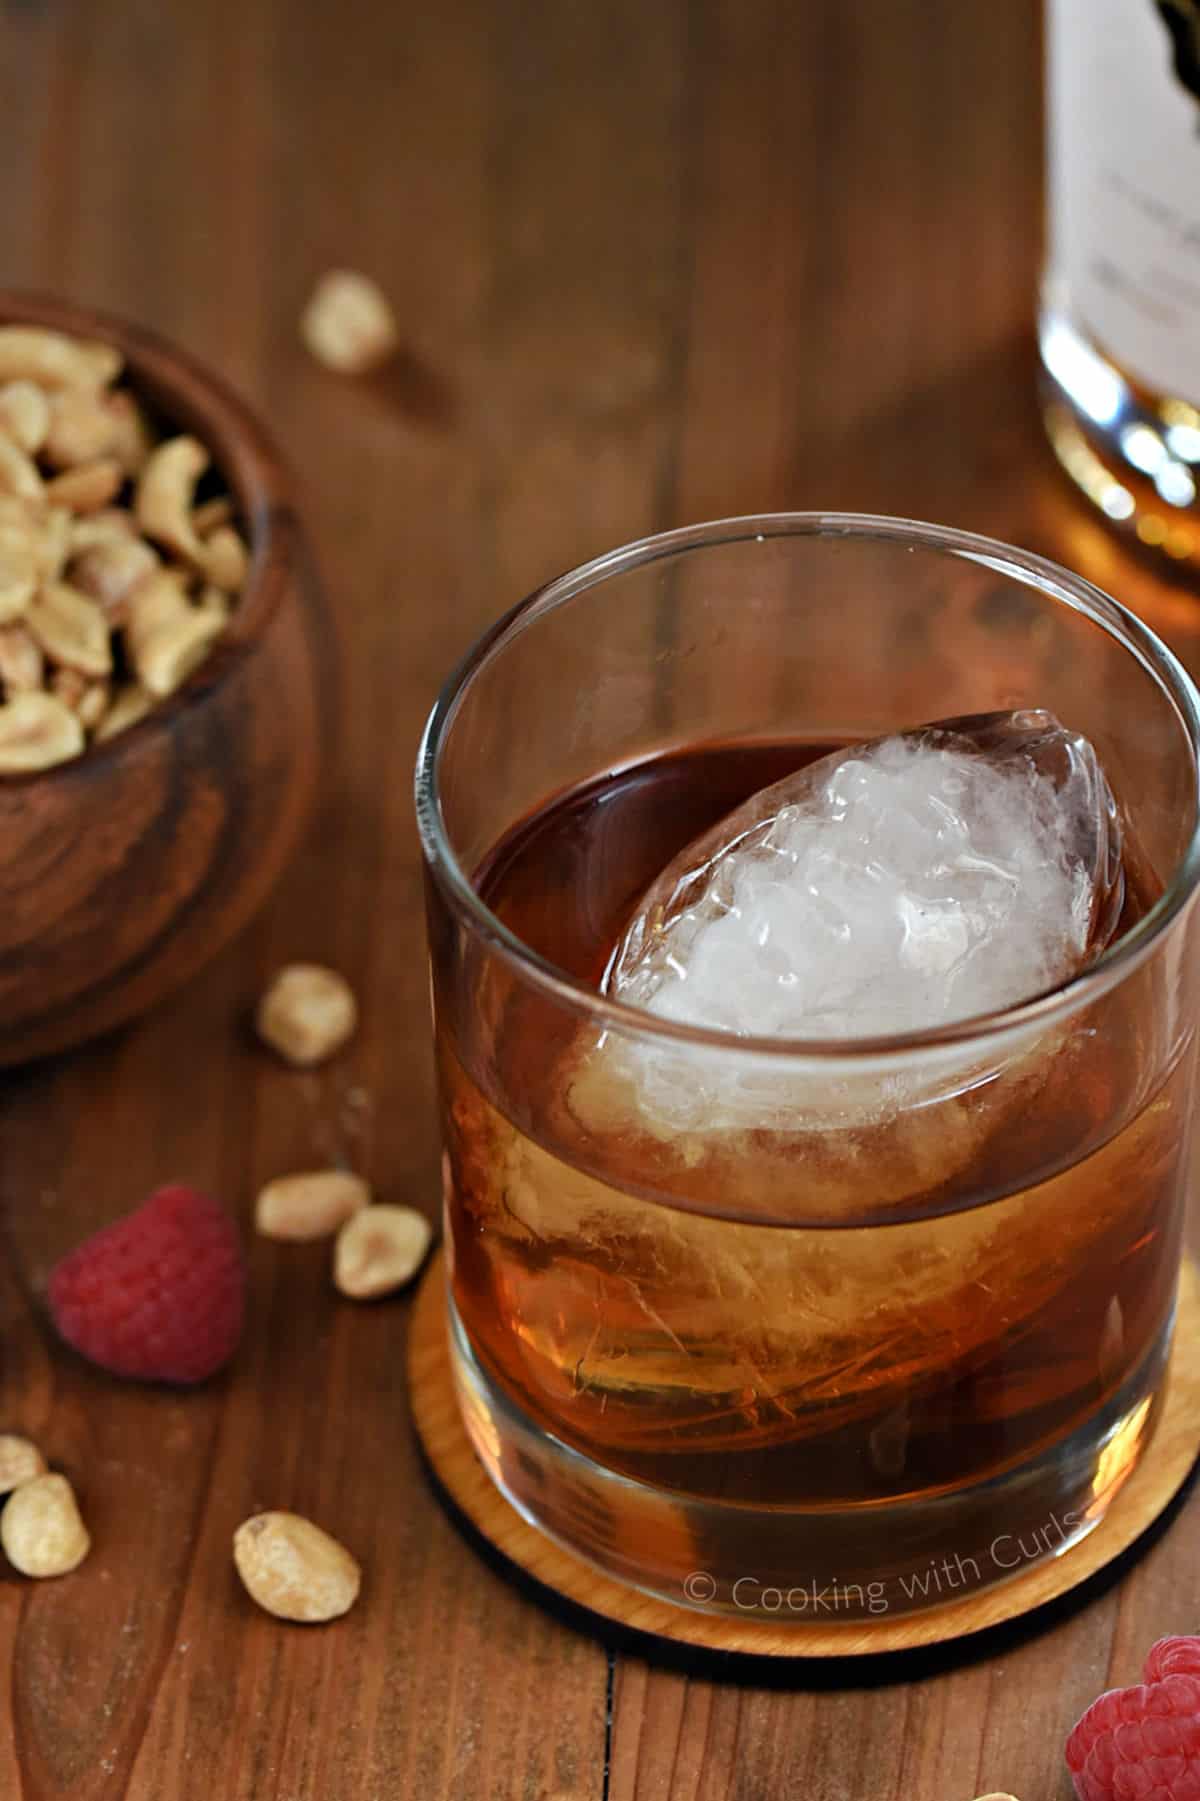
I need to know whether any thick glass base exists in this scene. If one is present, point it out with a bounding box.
[449,1293,1171,1624]
[1039,300,1200,575]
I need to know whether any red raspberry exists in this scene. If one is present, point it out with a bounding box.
[47,1185,245,1384]
[1067,1637,1200,1801]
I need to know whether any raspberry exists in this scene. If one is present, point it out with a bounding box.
[47,1185,244,1384]
[1067,1637,1200,1801]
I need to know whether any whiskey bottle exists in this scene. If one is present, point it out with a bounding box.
[1040,0,1200,570]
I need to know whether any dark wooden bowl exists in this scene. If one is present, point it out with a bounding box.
[0,292,329,1066]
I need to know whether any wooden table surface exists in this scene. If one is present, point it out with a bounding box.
[3,2,1199,1797]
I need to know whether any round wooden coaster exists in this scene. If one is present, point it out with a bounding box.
[409,1251,1200,1656]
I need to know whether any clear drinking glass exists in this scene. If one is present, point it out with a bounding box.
[416,514,1200,1622]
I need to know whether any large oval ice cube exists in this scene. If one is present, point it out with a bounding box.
[607,710,1124,1040]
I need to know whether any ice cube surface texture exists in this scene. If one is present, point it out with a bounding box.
[608,710,1124,1042]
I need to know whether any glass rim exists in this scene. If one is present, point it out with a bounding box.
[415,511,1200,1062]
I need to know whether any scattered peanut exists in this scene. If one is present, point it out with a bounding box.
[256,1170,370,1241]
[233,1510,360,1623]
[0,327,247,768]
[0,1434,47,1495]
[256,964,358,1067]
[334,1205,432,1299]
[0,692,84,772]
[301,269,398,374]
[0,1472,90,1578]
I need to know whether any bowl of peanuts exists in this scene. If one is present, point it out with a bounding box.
[0,292,328,1065]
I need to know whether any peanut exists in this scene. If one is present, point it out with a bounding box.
[0,692,84,771]
[233,1511,360,1623]
[0,624,44,693]
[256,1170,370,1241]
[0,500,70,585]
[94,683,152,743]
[334,1205,432,1299]
[32,505,70,582]
[74,341,125,387]
[140,611,224,697]
[70,536,159,621]
[256,964,358,1067]
[301,270,398,374]
[135,436,208,562]
[0,381,49,455]
[0,1472,90,1577]
[0,542,35,623]
[0,327,242,770]
[0,495,35,551]
[50,666,85,711]
[0,1433,47,1494]
[26,581,113,677]
[56,674,110,731]
[192,495,234,536]
[78,680,110,730]
[42,388,118,469]
[195,583,232,627]
[67,508,136,555]
[105,390,153,475]
[0,434,43,500]
[203,523,249,592]
[0,326,120,389]
[44,457,124,514]
[125,567,223,696]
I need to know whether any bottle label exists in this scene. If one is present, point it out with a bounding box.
[1047,0,1200,403]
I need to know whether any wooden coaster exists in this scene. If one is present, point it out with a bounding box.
[409,1251,1200,1656]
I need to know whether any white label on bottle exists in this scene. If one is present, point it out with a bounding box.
[1047,0,1200,403]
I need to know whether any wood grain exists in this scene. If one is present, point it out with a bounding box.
[1,0,1199,1798]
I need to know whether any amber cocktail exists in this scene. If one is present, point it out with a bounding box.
[417,516,1200,1620]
